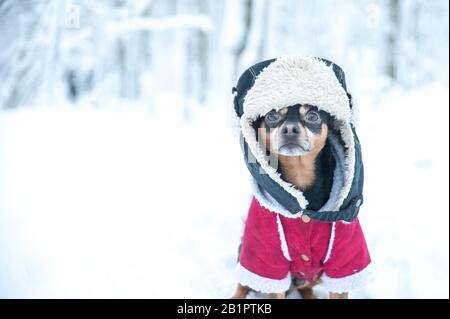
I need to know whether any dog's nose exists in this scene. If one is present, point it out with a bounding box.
[281,122,300,136]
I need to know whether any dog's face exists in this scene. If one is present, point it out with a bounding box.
[258,104,330,157]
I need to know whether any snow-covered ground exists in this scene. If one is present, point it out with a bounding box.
[0,84,448,298]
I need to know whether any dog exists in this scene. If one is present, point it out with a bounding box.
[232,56,370,300]
[232,104,349,299]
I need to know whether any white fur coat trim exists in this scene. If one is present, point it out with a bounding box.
[236,263,291,294]
[276,214,292,261]
[322,263,373,293]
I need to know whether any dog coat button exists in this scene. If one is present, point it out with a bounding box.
[301,215,311,223]
[301,254,310,262]
[355,199,362,207]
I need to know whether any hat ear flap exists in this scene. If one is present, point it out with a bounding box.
[347,92,353,109]
[347,92,359,128]
[232,58,277,119]
[232,87,240,117]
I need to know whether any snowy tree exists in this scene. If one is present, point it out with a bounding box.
[0,0,448,110]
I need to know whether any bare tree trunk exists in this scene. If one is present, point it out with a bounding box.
[256,0,269,60]
[183,0,210,112]
[44,0,64,104]
[196,0,209,104]
[117,37,127,98]
[233,0,253,78]
[387,0,400,81]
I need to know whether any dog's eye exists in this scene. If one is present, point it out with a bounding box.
[265,110,282,126]
[305,111,320,123]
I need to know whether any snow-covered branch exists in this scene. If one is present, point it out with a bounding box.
[105,15,212,34]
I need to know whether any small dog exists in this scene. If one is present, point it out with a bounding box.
[232,104,348,299]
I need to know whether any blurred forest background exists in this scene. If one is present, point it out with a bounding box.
[0,0,448,111]
[0,0,448,298]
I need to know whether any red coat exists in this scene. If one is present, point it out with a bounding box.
[237,196,372,293]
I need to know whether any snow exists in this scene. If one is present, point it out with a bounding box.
[0,101,248,298]
[356,84,449,299]
[0,84,448,298]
